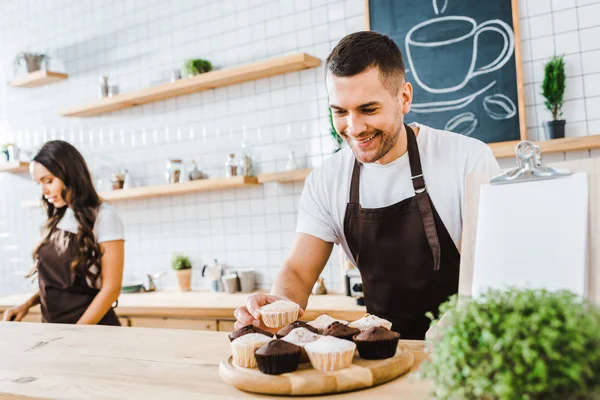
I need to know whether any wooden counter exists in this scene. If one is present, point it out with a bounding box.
[0,291,366,330]
[0,322,432,399]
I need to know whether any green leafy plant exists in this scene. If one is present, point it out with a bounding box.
[542,55,566,121]
[14,52,49,68]
[171,253,192,270]
[184,59,213,76]
[329,108,343,150]
[422,288,600,400]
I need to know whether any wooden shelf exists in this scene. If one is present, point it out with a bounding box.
[490,134,600,158]
[257,168,313,183]
[59,52,321,117]
[21,176,259,208]
[102,176,259,201]
[8,70,68,88]
[0,161,29,173]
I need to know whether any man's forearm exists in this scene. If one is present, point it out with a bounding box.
[271,265,314,310]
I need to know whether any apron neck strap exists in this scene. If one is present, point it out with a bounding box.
[405,124,426,194]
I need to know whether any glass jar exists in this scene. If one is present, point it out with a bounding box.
[166,159,182,183]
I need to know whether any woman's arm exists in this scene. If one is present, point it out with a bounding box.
[77,240,124,325]
[2,290,41,321]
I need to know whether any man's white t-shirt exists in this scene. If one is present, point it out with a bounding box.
[296,123,501,265]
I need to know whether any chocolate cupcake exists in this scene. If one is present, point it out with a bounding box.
[353,326,400,360]
[275,320,319,339]
[322,321,360,342]
[254,339,302,375]
[229,325,273,342]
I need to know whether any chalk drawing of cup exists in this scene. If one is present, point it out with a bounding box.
[405,16,514,94]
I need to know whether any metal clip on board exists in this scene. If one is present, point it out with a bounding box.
[490,141,572,185]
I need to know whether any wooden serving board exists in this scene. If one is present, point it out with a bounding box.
[219,342,415,396]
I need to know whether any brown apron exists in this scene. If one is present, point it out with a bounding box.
[343,124,460,339]
[37,228,120,325]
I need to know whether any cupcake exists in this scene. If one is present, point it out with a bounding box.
[281,327,322,362]
[254,339,302,375]
[353,326,400,360]
[275,320,319,339]
[304,336,356,372]
[230,333,273,368]
[228,324,273,342]
[348,313,393,332]
[322,321,360,341]
[307,314,348,333]
[259,300,300,328]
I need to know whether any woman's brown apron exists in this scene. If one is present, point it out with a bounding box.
[37,229,120,325]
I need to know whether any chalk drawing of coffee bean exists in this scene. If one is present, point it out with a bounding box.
[483,93,516,120]
[444,112,478,136]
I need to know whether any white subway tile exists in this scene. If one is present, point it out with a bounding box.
[529,14,554,38]
[582,49,600,74]
[554,31,580,55]
[585,96,600,120]
[552,8,578,34]
[552,0,577,11]
[527,0,552,16]
[580,26,600,51]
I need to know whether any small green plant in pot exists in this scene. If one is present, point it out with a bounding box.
[422,287,600,400]
[14,52,49,73]
[184,59,213,76]
[171,253,192,292]
[541,55,566,140]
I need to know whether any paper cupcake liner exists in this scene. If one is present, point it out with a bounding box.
[260,309,299,328]
[231,342,266,368]
[306,349,354,372]
[255,351,301,375]
[354,337,399,360]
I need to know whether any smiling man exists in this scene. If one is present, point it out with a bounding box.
[234,31,500,340]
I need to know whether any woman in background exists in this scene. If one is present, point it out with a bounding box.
[2,140,124,325]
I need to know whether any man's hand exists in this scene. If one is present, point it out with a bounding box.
[233,293,305,332]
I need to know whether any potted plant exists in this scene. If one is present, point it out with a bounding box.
[14,52,49,73]
[541,55,566,140]
[329,108,344,153]
[171,253,193,292]
[184,59,213,76]
[422,288,600,399]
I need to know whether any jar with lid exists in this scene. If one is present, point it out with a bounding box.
[238,141,254,177]
[225,154,237,178]
[165,159,182,183]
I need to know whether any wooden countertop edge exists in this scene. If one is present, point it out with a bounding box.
[0,298,366,321]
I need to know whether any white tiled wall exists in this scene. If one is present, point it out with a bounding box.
[1,0,599,296]
[0,0,366,296]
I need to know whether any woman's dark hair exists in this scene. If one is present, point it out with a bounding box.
[325,31,406,95]
[32,140,103,286]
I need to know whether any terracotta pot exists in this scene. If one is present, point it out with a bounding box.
[176,269,192,292]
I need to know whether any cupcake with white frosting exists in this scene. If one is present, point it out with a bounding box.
[304,336,356,372]
[281,327,322,362]
[348,313,393,332]
[307,314,348,333]
[230,333,273,368]
[259,300,300,328]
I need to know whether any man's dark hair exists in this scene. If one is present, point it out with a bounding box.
[325,31,405,95]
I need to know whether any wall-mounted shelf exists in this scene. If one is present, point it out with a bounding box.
[0,161,29,173]
[21,176,259,208]
[59,52,321,117]
[490,134,600,158]
[257,168,313,183]
[8,71,68,88]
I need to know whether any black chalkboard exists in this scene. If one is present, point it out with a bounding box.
[368,0,524,144]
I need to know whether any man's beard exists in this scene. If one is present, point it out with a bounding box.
[347,122,402,163]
